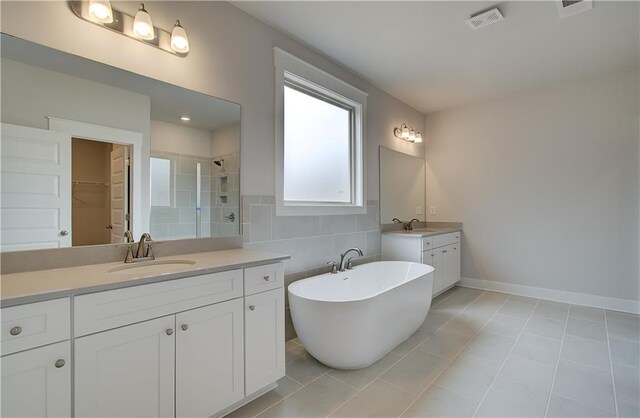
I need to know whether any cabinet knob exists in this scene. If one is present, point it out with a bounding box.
[249,305,255,311]
[181,324,189,331]
[263,275,270,282]
[60,230,69,236]
[165,328,174,336]
[55,359,66,368]
[442,250,447,253]
[453,247,457,250]
[9,326,22,336]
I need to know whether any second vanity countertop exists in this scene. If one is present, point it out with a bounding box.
[1,249,290,307]
[382,226,462,238]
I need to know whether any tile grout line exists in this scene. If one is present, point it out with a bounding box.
[469,298,543,417]
[603,310,620,418]
[249,368,334,417]
[542,304,571,417]
[398,293,515,417]
[323,289,488,418]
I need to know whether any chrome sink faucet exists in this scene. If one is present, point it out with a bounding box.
[135,233,152,258]
[119,232,157,263]
[339,248,363,272]
[392,218,421,231]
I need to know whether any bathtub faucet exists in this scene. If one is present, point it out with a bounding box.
[339,248,363,272]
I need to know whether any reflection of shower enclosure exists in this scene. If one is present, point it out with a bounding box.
[149,150,239,240]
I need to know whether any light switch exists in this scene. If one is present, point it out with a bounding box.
[430,206,437,215]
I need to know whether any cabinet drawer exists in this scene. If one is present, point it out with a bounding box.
[1,298,70,356]
[422,237,434,251]
[74,269,243,337]
[433,232,460,248]
[244,263,284,296]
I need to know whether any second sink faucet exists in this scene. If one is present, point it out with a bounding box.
[392,218,421,231]
[339,248,363,272]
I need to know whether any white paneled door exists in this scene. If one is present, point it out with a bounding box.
[110,144,129,243]
[0,123,71,251]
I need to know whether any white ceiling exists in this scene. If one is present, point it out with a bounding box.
[232,1,639,114]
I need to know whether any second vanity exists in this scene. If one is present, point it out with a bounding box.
[1,249,289,418]
[382,227,462,296]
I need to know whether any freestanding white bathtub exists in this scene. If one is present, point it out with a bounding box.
[288,261,434,370]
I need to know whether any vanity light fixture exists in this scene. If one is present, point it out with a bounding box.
[70,1,190,57]
[180,116,191,122]
[171,20,190,54]
[88,0,113,23]
[394,123,423,144]
[133,3,154,40]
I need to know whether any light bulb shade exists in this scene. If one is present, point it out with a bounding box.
[409,129,416,142]
[133,4,154,40]
[89,0,113,23]
[401,125,410,138]
[415,132,423,143]
[171,20,189,53]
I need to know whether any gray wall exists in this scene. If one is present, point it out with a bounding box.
[424,70,639,302]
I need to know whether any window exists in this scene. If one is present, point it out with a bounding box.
[150,157,172,207]
[275,48,367,216]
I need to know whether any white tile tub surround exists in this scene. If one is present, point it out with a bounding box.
[241,195,381,340]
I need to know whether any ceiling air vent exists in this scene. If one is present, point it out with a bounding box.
[466,8,504,30]
[557,0,593,19]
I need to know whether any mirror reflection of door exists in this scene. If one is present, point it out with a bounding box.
[71,138,131,247]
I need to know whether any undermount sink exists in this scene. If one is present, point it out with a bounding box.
[107,259,196,273]
[411,228,436,233]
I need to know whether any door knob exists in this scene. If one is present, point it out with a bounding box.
[249,305,255,311]
[181,324,189,331]
[55,359,66,368]
[9,326,22,336]
[60,230,69,236]
[166,328,174,336]
[105,225,113,230]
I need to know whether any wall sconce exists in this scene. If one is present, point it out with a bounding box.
[71,1,190,57]
[393,123,423,144]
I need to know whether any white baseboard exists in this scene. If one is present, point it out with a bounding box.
[460,277,640,315]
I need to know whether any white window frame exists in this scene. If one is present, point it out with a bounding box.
[274,47,367,216]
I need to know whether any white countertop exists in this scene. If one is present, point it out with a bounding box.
[382,226,462,238]
[1,249,289,307]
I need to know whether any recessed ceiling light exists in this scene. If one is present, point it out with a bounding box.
[180,116,190,121]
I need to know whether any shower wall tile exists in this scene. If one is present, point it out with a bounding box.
[272,215,320,240]
[288,236,334,273]
[366,231,382,255]
[332,232,366,255]
[357,206,380,231]
[320,215,357,235]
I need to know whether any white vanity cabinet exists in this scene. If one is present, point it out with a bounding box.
[383,231,461,296]
[71,261,285,418]
[1,298,71,418]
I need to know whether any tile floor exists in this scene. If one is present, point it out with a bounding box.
[228,287,640,418]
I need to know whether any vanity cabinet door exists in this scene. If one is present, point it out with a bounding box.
[1,341,70,418]
[74,316,175,418]
[433,249,447,295]
[245,288,285,396]
[445,244,461,289]
[175,298,244,417]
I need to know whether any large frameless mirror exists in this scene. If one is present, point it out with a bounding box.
[0,34,241,252]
